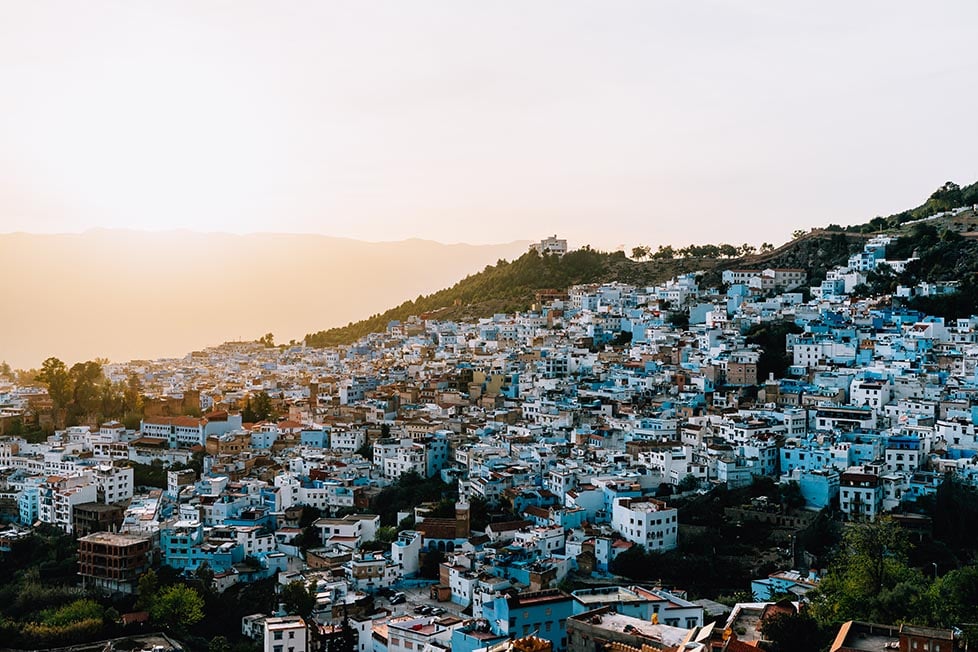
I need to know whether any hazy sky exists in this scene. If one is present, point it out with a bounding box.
[1,1,976,249]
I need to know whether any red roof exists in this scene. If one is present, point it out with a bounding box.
[121,611,149,625]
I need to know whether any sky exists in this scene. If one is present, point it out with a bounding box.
[1,1,977,250]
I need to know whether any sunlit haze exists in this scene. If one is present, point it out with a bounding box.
[2,2,977,250]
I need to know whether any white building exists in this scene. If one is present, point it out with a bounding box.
[387,617,450,652]
[140,416,206,448]
[39,475,97,534]
[264,615,307,652]
[92,464,135,505]
[850,378,893,412]
[840,471,883,522]
[611,497,678,550]
[330,429,366,453]
[391,530,422,577]
[531,235,568,257]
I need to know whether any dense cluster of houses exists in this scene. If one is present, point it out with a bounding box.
[0,232,973,651]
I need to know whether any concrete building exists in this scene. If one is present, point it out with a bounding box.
[263,615,308,652]
[610,497,678,551]
[531,236,568,257]
[483,589,574,652]
[77,531,152,594]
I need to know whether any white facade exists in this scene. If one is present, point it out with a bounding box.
[531,235,568,257]
[39,475,98,534]
[840,472,883,521]
[264,615,307,652]
[611,497,678,550]
[92,464,134,504]
[391,530,422,577]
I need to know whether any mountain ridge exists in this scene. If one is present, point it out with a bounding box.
[305,180,978,347]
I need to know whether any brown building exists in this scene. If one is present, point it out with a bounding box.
[142,390,200,418]
[73,502,125,538]
[416,501,470,540]
[725,350,760,387]
[78,532,152,594]
[205,431,251,456]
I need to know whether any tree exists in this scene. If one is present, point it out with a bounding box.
[257,332,275,347]
[677,474,699,492]
[719,244,739,258]
[281,580,316,618]
[611,330,633,346]
[194,561,216,594]
[652,245,675,260]
[760,242,775,253]
[930,181,963,211]
[927,566,978,634]
[666,311,689,330]
[375,526,398,543]
[609,544,652,581]
[68,360,104,417]
[780,481,806,510]
[631,245,650,260]
[124,373,144,415]
[0,361,11,378]
[243,391,275,423]
[355,442,374,460]
[420,549,445,579]
[38,357,72,410]
[809,517,922,625]
[135,569,158,610]
[150,584,205,632]
[792,229,807,239]
[208,636,231,652]
[746,321,803,381]
[397,515,416,530]
[760,610,828,652]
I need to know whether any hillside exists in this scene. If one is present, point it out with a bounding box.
[835,179,978,234]
[304,237,864,347]
[305,180,978,347]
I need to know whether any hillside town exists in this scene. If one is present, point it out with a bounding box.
[2,233,976,652]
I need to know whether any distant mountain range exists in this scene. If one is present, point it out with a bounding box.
[0,230,530,369]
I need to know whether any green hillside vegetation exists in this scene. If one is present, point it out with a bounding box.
[304,235,864,347]
[830,180,978,233]
[305,247,728,347]
[306,180,978,348]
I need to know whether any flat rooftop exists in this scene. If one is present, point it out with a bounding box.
[831,621,899,651]
[79,531,150,546]
[573,587,644,604]
[573,611,690,648]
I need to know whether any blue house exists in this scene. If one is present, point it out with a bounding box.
[795,469,840,509]
[752,569,821,600]
[451,623,509,652]
[160,521,244,573]
[483,589,574,651]
[300,428,329,448]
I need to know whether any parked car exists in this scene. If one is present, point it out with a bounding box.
[390,592,407,604]
[430,607,446,616]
